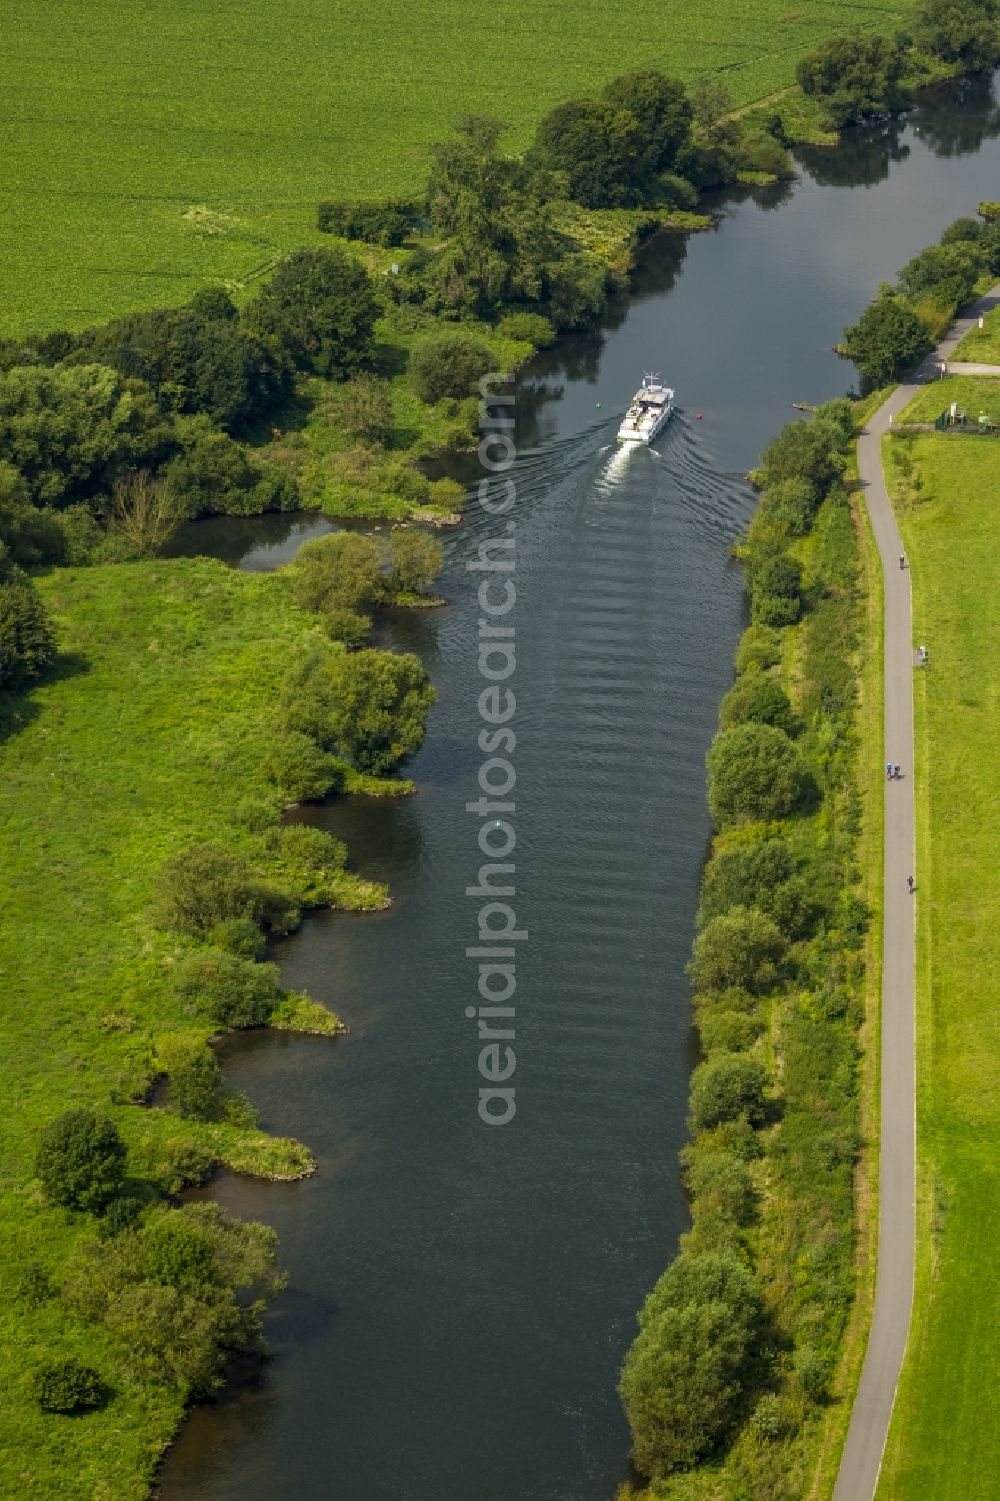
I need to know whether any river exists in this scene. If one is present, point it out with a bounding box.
[159,76,1000,1501]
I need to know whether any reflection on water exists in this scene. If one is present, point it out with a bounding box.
[160,71,1000,1501]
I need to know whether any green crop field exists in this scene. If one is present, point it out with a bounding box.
[2,0,917,338]
[878,431,1000,1500]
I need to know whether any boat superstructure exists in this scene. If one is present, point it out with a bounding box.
[617,374,674,443]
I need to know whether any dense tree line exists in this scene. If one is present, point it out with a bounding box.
[842,207,1000,385]
[620,404,869,1489]
[797,0,1000,130]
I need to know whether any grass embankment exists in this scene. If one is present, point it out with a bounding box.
[0,558,395,1498]
[951,301,1000,363]
[899,374,1000,425]
[0,0,920,336]
[876,431,1000,1500]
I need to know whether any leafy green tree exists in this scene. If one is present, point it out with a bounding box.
[602,69,693,179]
[685,1149,756,1225]
[32,1359,104,1414]
[145,1214,220,1288]
[35,1109,126,1213]
[841,293,934,385]
[188,285,238,322]
[164,415,293,518]
[706,722,805,825]
[408,331,494,403]
[287,647,435,772]
[532,97,641,207]
[249,248,380,379]
[756,477,820,537]
[699,840,792,919]
[0,574,56,688]
[918,0,1000,68]
[389,528,443,594]
[0,461,66,566]
[690,907,786,993]
[620,1300,750,1474]
[421,116,606,324]
[0,363,170,509]
[72,306,290,434]
[621,1250,760,1475]
[899,240,983,297]
[718,674,794,733]
[316,199,418,246]
[689,1053,769,1131]
[172,950,282,1030]
[796,32,907,128]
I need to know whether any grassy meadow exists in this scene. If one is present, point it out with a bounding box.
[899,373,1000,424]
[877,431,1000,1499]
[1,0,919,337]
[0,559,393,1496]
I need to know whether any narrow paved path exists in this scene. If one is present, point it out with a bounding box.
[833,285,1000,1501]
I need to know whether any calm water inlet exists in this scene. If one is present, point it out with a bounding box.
[159,78,1000,1501]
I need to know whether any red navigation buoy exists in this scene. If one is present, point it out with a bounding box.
[696,411,703,421]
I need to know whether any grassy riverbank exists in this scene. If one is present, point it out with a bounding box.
[0,0,921,336]
[876,430,1000,1499]
[0,558,395,1498]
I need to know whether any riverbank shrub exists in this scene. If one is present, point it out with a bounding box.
[284,646,435,773]
[408,331,493,403]
[707,722,805,825]
[622,398,866,1488]
[154,842,299,938]
[690,908,786,994]
[620,1250,760,1474]
[733,624,782,673]
[750,551,804,626]
[62,1203,284,1398]
[32,1359,104,1414]
[172,951,282,1030]
[389,528,444,595]
[35,1110,127,1214]
[718,673,793,733]
[496,311,555,347]
[261,731,344,802]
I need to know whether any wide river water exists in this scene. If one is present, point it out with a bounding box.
[160,78,1000,1501]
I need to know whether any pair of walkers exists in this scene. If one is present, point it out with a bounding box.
[886,763,903,780]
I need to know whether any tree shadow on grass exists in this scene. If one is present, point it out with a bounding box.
[0,650,89,748]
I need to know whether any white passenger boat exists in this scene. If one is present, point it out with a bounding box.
[617,374,675,443]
